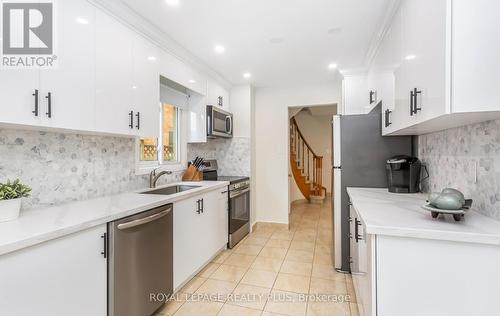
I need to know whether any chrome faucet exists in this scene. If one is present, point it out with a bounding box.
[149,168,173,188]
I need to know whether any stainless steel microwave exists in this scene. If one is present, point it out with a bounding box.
[207,105,233,138]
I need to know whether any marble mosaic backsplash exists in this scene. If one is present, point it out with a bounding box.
[418,119,500,220]
[0,128,182,211]
[187,137,251,177]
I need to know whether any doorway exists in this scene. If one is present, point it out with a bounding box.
[287,104,337,223]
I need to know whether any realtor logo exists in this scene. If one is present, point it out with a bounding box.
[1,0,57,68]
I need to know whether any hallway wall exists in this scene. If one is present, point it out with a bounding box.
[253,79,342,224]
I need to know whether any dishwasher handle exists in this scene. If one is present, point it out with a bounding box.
[117,207,172,230]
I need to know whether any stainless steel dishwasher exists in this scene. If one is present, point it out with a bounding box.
[108,204,173,316]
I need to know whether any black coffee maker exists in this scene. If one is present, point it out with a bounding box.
[386,155,425,193]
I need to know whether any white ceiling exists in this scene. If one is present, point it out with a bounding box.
[121,0,392,88]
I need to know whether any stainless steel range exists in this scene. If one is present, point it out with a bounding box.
[201,160,250,248]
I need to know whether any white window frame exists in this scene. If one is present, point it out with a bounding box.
[135,103,188,175]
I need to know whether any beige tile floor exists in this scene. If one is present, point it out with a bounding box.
[155,199,358,316]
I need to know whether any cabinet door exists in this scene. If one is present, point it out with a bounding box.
[452,0,500,113]
[0,60,40,127]
[203,189,228,255]
[342,75,369,115]
[207,79,230,111]
[392,3,414,131]
[374,6,403,135]
[0,225,107,316]
[132,34,160,138]
[401,0,449,123]
[187,93,208,143]
[40,0,96,131]
[217,188,229,248]
[173,196,204,289]
[95,10,134,136]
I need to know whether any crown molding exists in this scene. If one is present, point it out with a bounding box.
[362,0,401,70]
[88,0,232,90]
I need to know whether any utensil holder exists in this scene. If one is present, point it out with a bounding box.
[182,165,203,181]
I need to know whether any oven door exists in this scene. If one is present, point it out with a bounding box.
[229,187,250,244]
[208,106,233,138]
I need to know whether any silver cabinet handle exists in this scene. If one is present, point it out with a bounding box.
[117,208,172,230]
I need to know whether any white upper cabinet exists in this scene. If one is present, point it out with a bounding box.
[0,66,41,127]
[207,79,230,111]
[132,34,161,138]
[159,51,206,96]
[377,0,500,135]
[341,74,369,115]
[451,0,500,113]
[0,31,41,127]
[186,93,208,143]
[95,10,135,136]
[0,0,219,141]
[399,0,449,123]
[186,79,230,143]
[40,0,96,132]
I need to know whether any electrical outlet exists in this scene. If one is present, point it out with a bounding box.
[467,160,478,184]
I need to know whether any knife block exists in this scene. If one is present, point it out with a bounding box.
[182,165,203,182]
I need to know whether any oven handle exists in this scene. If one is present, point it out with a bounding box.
[117,208,172,230]
[230,187,250,198]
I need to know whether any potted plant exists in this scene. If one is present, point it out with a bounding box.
[0,179,32,222]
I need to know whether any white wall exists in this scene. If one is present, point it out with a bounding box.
[253,80,342,224]
[290,110,333,202]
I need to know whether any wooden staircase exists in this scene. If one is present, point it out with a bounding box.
[290,117,327,202]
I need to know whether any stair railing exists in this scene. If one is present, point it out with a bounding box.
[290,117,325,196]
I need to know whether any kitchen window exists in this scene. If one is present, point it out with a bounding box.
[139,103,179,163]
[136,76,188,174]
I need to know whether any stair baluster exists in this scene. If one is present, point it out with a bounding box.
[289,117,327,200]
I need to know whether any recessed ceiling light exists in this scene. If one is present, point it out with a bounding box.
[132,85,137,89]
[147,56,157,61]
[328,63,338,70]
[214,45,225,54]
[75,17,89,25]
[243,73,252,79]
[405,54,416,60]
[188,79,196,83]
[165,0,179,6]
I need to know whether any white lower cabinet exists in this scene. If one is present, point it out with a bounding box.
[350,205,376,316]
[173,187,228,290]
[0,225,107,316]
[350,204,500,316]
[217,189,229,247]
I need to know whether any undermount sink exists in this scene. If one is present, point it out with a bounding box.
[141,185,200,195]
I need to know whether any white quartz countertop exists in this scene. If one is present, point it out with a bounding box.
[347,187,500,245]
[0,181,229,256]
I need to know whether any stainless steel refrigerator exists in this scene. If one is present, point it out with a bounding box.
[332,104,412,272]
